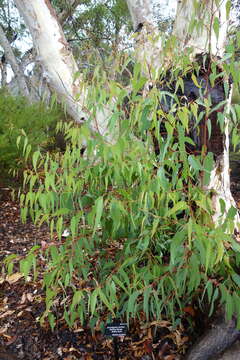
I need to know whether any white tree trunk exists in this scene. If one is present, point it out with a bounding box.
[0,24,30,97]
[173,0,228,57]
[125,0,154,30]
[126,0,162,75]
[0,61,7,88]
[14,0,85,120]
[13,0,116,143]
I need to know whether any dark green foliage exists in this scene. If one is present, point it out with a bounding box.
[0,90,63,181]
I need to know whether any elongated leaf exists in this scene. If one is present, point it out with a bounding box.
[93,196,103,235]
[32,151,41,172]
[90,288,99,315]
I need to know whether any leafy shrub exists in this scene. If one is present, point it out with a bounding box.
[10,57,240,332]
[2,47,240,334]
[0,90,63,182]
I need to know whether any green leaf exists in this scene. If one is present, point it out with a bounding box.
[166,201,188,217]
[151,218,159,238]
[203,152,214,186]
[25,144,32,161]
[226,0,231,18]
[209,287,219,316]
[72,291,83,308]
[136,236,150,252]
[50,245,59,264]
[143,287,152,321]
[16,135,21,149]
[48,313,56,331]
[32,150,41,172]
[213,17,219,39]
[53,208,70,217]
[98,289,114,314]
[207,119,211,139]
[70,215,80,239]
[188,155,202,172]
[112,275,128,293]
[178,109,189,131]
[20,254,35,280]
[170,230,186,265]
[231,273,240,288]
[157,167,169,191]
[127,291,140,319]
[90,288,99,315]
[187,218,193,248]
[191,74,201,88]
[56,217,63,239]
[93,196,104,235]
[140,105,152,132]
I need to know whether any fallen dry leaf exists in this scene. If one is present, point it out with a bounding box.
[0,310,15,319]
[6,273,23,284]
[0,326,9,334]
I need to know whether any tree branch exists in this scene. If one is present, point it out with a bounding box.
[0,23,30,97]
[58,0,82,25]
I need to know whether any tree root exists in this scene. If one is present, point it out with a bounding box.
[185,313,240,360]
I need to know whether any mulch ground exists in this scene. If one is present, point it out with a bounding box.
[1,181,240,360]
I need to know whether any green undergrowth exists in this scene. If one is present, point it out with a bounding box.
[2,53,240,333]
[0,90,65,185]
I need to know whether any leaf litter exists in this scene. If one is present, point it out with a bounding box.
[1,188,236,359]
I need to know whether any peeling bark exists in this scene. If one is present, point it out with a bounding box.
[202,87,239,229]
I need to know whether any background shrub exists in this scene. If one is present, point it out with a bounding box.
[0,90,64,184]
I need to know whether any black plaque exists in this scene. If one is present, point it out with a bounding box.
[105,322,127,337]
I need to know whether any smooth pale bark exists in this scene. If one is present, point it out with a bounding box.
[0,61,7,88]
[126,0,239,228]
[173,0,228,57]
[14,0,115,142]
[126,0,162,75]
[14,0,85,121]
[8,0,80,99]
[125,0,154,30]
[0,24,30,97]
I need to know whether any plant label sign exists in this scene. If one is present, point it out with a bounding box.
[105,322,128,337]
